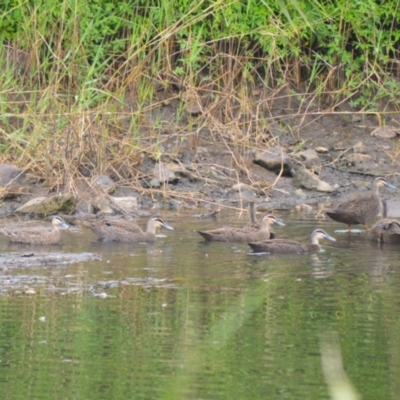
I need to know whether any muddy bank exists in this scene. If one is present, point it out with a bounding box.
[2,112,399,218]
[143,112,400,213]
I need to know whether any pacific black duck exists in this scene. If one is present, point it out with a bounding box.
[325,176,396,231]
[248,228,336,254]
[83,216,173,242]
[369,219,400,243]
[368,200,400,243]
[197,214,285,242]
[0,216,69,244]
[243,202,260,230]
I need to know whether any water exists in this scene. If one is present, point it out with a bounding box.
[0,211,399,399]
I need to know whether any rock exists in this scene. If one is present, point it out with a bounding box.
[167,199,183,210]
[315,147,329,154]
[371,126,398,138]
[343,153,378,173]
[0,164,27,196]
[94,292,108,298]
[332,143,346,151]
[294,203,313,213]
[353,141,366,153]
[351,114,362,124]
[151,162,185,187]
[0,164,26,186]
[196,147,209,156]
[295,148,321,168]
[292,168,334,192]
[92,195,114,214]
[208,167,226,181]
[294,189,306,197]
[232,183,252,192]
[182,91,202,114]
[110,196,138,211]
[16,194,76,215]
[253,146,291,175]
[231,182,255,199]
[91,175,115,193]
[152,199,183,210]
[92,195,138,214]
[0,201,15,216]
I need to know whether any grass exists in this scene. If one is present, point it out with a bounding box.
[0,0,399,202]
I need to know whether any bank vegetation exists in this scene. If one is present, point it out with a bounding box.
[1,0,399,194]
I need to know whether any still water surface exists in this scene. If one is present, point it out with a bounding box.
[0,211,399,399]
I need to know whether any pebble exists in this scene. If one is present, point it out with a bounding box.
[295,203,313,213]
[370,126,398,138]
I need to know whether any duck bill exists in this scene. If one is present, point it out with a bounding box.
[386,183,397,190]
[274,220,285,226]
[162,222,174,231]
[61,222,70,229]
[325,234,336,242]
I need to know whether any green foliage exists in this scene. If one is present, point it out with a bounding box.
[0,0,399,98]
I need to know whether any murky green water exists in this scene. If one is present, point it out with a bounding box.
[0,211,400,399]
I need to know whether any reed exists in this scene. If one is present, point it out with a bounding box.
[0,0,399,199]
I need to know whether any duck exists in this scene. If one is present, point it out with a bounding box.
[243,202,260,230]
[368,200,400,243]
[82,216,174,242]
[325,176,396,231]
[197,214,285,242]
[248,228,336,254]
[369,219,400,243]
[0,216,69,244]
[243,203,281,237]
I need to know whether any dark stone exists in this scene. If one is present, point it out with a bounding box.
[253,146,291,176]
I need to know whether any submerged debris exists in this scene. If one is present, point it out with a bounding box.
[0,252,101,268]
[194,209,220,218]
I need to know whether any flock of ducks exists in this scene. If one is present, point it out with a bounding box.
[0,176,398,254]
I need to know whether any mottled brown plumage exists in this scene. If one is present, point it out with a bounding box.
[1,216,69,244]
[197,214,285,242]
[369,219,400,243]
[325,177,396,231]
[368,201,400,243]
[83,216,173,242]
[248,229,336,254]
[99,218,143,233]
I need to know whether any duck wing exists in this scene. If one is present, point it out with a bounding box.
[103,219,143,233]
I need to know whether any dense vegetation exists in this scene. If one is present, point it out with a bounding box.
[0,0,399,191]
